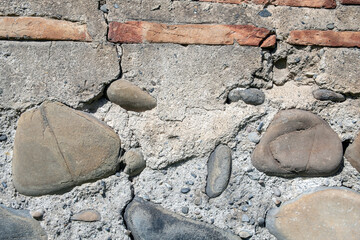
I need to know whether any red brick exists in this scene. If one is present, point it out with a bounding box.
[200,0,336,8]
[340,0,360,4]
[108,21,272,47]
[288,30,360,47]
[0,17,92,41]
[260,34,276,48]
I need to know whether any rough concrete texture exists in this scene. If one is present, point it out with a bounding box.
[0,41,119,109]
[0,0,360,240]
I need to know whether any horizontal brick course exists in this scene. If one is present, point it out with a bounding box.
[108,21,275,47]
[340,0,360,4]
[199,0,337,8]
[0,17,92,41]
[288,30,360,47]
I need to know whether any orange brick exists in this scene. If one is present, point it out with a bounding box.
[0,17,92,41]
[340,0,360,4]
[288,30,360,47]
[260,35,277,48]
[108,21,272,47]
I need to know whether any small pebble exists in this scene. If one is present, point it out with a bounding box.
[211,218,215,224]
[257,122,264,131]
[258,9,272,17]
[273,187,281,197]
[1,182,7,188]
[164,183,172,190]
[326,23,335,30]
[114,3,119,8]
[181,188,190,194]
[242,214,250,223]
[100,4,109,13]
[124,230,132,236]
[191,172,197,178]
[143,195,150,201]
[0,134,7,142]
[273,198,281,206]
[30,209,44,220]
[115,172,121,177]
[241,206,248,212]
[248,132,260,144]
[71,209,101,222]
[185,180,194,185]
[181,207,189,214]
[239,230,253,239]
[258,217,265,226]
[194,197,202,206]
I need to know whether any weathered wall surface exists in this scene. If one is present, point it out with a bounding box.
[0,0,360,239]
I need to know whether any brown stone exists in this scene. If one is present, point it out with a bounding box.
[288,30,360,47]
[340,0,360,4]
[108,21,271,46]
[71,210,101,222]
[106,80,157,112]
[345,132,360,173]
[251,109,342,177]
[260,34,276,48]
[0,17,91,41]
[13,102,121,196]
[266,188,360,240]
[200,0,336,8]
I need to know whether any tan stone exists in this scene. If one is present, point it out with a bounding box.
[107,80,157,112]
[267,188,360,240]
[288,30,360,47]
[71,210,101,222]
[200,0,336,8]
[0,17,91,41]
[13,102,121,196]
[252,109,342,177]
[345,132,360,173]
[108,21,271,46]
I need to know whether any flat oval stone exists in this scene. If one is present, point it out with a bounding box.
[124,197,241,240]
[312,89,345,102]
[239,88,265,105]
[0,204,47,240]
[106,79,156,112]
[266,187,360,240]
[252,109,342,177]
[206,144,232,198]
[13,101,121,196]
[345,132,360,173]
[71,209,101,222]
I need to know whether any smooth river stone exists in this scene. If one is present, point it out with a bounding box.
[13,101,121,196]
[124,197,241,240]
[345,132,360,173]
[266,187,360,240]
[252,109,342,177]
[206,144,232,198]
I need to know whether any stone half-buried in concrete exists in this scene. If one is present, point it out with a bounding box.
[0,204,47,240]
[106,79,157,112]
[12,101,121,196]
[124,197,241,240]
[266,187,360,240]
[206,144,232,198]
[345,132,360,173]
[251,109,343,177]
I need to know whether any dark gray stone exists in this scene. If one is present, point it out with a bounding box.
[258,9,272,18]
[239,88,265,105]
[124,197,241,240]
[181,207,189,214]
[0,134,7,141]
[252,109,343,177]
[326,23,335,30]
[312,89,345,102]
[206,144,232,198]
[228,88,242,103]
[0,204,47,240]
[181,188,190,194]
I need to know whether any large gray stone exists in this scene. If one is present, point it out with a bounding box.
[266,187,360,240]
[124,197,241,240]
[206,144,232,198]
[0,41,119,109]
[312,89,345,102]
[13,101,121,196]
[0,0,106,41]
[252,109,342,177]
[0,204,47,240]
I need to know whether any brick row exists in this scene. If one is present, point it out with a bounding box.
[108,21,276,47]
[0,17,92,41]
[199,0,337,8]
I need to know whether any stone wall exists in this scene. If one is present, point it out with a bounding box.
[1,0,360,239]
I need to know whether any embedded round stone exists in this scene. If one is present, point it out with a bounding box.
[206,144,232,198]
[345,132,360,173]
[71,210,101,222]
[266,187,360,240]
[251,109,342,177]
[312,89,345,102]
[12,101,121,196]
[124,197,241,240]
[122,149,146,177]
[106,79,156,112]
